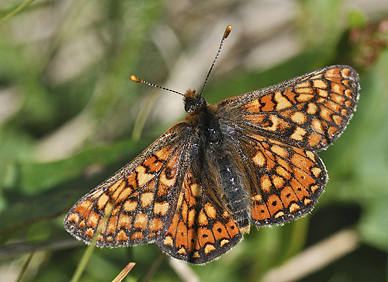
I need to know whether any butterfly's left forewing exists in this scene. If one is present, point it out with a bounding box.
[239,134,326,226]
[217,65,359,227]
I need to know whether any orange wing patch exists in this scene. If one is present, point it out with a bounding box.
[244,134,326,226]
[219,66,359,151]
[64,137,184,247]
[158,170,242,264]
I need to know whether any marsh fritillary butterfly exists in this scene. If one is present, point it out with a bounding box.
[64,25,359,264]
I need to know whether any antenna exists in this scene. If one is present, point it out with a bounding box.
[198,25,232,96]
[129,25,232,97]
[129,75,185,97]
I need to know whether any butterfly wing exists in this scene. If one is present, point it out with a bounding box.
[158,168,242,264]
[227,133,327,226]
[218,65,359,151]
[64,121,242,263]
[217,65,359,226]
[64,122,193,247]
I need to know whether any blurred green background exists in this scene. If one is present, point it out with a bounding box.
[0,0,387,281]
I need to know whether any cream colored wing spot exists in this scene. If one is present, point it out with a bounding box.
[124,200,137,212]
[291,112,307,124]
[252,150,266,167]
[141,192,154,207]
[313,79,328,89]
[204,203,217,219]
[274,91,293,110]
[135,166,154,187]
[154,202,169,215]
[307,103,318,114]
[133,213,148,230]
[260,175,272,193]
[97,193,110,210]
[296,93,314,102]
[290,127,307,141]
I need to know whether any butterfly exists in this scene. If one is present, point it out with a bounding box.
[64,25,360,264]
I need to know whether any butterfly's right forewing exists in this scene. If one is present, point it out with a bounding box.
[64,122,191,247]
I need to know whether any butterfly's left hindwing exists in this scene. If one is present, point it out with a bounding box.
[238,133,326,226]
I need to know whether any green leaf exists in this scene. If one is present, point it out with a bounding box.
[0,138,147,234]
[3,139,144,194]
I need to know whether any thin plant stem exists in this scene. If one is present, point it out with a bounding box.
[0,0,36,26]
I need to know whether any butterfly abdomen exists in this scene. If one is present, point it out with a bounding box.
[217,154,251,230]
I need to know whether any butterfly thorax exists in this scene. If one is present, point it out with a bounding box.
[184,91,221,147]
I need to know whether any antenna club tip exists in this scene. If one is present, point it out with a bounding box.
[129,75,141,83]
[223,25,232,39]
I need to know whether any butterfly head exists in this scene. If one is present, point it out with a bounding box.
[184,89,206,114]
